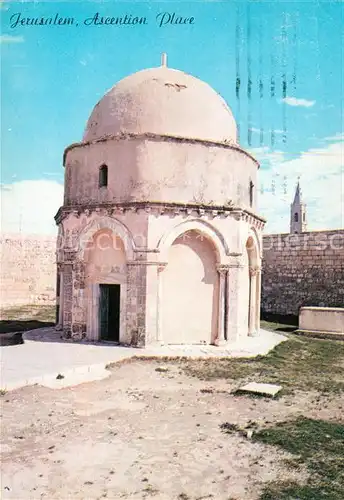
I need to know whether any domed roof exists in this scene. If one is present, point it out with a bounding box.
[83,61,237,144]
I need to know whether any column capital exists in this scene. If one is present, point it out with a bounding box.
[63,249,77,264]
[249,266,261,277]
[157,262,168,273]
[216,264,230,275]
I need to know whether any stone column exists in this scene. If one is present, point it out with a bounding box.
[62,262,73,338]
[248,267,258,337]
[71,259,87,340]
[60,248,88,341]
[126,262,147,347]
[226,259,244,343]
[144,262,164,345]
[87,283,99,342]
[255,266,262,332]
[215,265,228,345]
[56,263,63,329]
[156,263,167,344]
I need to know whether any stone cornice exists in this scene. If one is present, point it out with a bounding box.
[54,201,266,228]
[127,260,168,267]
[63,132,259,168]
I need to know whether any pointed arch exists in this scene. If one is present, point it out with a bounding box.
[244,227,262,337]
[77,216,135,260]
[244,226,262,260]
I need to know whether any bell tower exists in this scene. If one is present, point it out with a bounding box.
[290,180,307,234]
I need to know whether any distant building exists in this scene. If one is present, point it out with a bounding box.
[290,181,307,234]
[262,182,343,318]
[55,54,265,346]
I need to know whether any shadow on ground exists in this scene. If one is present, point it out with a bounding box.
[0,320,55,334]
[275,326,297,333]
[0,321,55,346]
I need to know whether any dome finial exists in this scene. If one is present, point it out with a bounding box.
[161,52,167,67]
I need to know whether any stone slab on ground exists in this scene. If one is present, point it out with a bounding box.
[238,382,283,397]
[0,327,287,392]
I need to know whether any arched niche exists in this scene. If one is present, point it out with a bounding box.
[159,229,219,345]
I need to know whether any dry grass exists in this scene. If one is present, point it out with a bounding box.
[0,304,55,334]
[179,335,344,394]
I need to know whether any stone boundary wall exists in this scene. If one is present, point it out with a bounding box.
[262,230,344,317]
[2,229,343,320]
[0,234,57,310]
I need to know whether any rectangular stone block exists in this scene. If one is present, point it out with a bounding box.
[299,307,344,335]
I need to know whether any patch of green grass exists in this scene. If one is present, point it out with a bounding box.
[259,481,335,500]
[181,336,344,393]
[255,417,344,500]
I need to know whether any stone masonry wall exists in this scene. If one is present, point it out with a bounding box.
[2,229,343,322]
[0,234,56,311]
[262,230,344,317]
[126,262,147,346]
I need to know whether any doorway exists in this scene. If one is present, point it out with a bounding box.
[99,284,120,342]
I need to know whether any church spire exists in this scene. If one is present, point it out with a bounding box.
[290,179,307,234]
[293,180,302,204]
[161,52,167,67]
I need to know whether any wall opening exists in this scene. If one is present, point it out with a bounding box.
[84,228,127,342]
[249,180,254,207]
[99,164,108,188]
[99,284,120,342]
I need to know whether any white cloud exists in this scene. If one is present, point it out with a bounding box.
[0,34,24,44]
[324,132,344,142]
[254,140,344,233]
[249,147,286,166]
[0,180,64,235]
[282,97,315,108]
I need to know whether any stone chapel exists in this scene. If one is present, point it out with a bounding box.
[55,55,265,346]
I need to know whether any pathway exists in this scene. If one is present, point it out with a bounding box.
[0,327,287,391]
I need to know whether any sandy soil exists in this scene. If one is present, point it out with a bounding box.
[1,359,342,500]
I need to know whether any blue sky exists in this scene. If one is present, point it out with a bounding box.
[1,0,343,234]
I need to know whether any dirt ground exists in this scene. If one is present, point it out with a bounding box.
[1,359,342,500]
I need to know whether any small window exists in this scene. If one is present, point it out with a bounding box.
[99,165,108,188]
[303,213,305,222]
[249,180,254,207]
[294,213,298,222]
